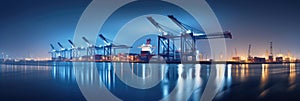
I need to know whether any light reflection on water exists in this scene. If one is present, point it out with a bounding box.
[288,63,296,91]
[260,64,269,89]
[0,63,300,100]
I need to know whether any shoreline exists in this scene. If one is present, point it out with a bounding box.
[1,60,299,66]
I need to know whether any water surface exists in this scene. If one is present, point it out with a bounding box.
[0,63,299,101]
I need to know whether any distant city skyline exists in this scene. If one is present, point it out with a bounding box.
[0,0,300,59]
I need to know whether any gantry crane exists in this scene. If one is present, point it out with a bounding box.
[98,34,132,56]
[147,16,177,61]
[248,44,251,58]
[68,40,80,59]
[167,15,232,61]
[57,42,67,59]
[247,44,254,62]
[49,44,57,60]
[82,37,99,56]
[268,42,273,62]
[98,34,112,56]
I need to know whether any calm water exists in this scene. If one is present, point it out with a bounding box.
[0,63,299,101]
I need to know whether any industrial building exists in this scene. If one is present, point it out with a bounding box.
[231,41,297,63]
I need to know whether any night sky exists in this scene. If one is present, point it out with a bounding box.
[0,0,300,59]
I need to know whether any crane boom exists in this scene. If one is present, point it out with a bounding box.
[167,15,189,32]
[57,42,64,49]
[82,37,92,46]
[195,31,232,39]
[168,15,232,39]
[98,34,132,48]
[68,40,76,47]
[147,17,174,36]
[50,44,55,50]
[98,34,111,45]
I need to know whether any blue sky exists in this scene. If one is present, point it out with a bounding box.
[0,0,300,59]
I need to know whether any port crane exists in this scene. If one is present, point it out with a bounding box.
[167,15,232,61]
[167,15,232,39]
[98,34,132,56]
[57,42,68,59]
[248,44,251,58]
[49,44,57,60]
[247,44,253,62]
[147,17,176,36]
[268,42,273,62]
[68,40,82,59]
[147,16,177,61]
[82,37,100,56]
